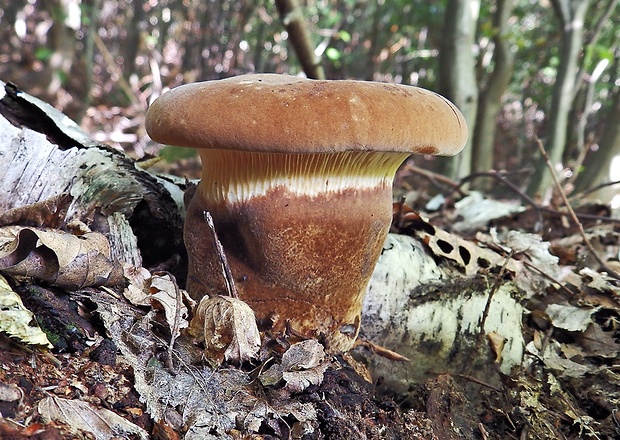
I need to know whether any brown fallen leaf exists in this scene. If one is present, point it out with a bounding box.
[122,265,153,306]
[0,226,124,289]
[149,272,191,334]
[38,396,149,439]
[188,295,261,367]
[259,339,329,392]
[0,194,72,229]
[575,322,620,358]
[487,331,506,364]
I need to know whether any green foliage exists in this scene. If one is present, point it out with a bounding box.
[35,47,54,62]
[338,30,351,43]
[325,47,341,61]
[159,146,198,163]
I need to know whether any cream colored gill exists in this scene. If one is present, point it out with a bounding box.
[198,150,410,204]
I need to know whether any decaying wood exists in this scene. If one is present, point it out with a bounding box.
[0,80,186,278]
[362,234,525,393]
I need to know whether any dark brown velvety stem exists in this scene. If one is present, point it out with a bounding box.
[184,184,392,352]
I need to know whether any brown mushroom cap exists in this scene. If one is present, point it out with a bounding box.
[145,74,467,157]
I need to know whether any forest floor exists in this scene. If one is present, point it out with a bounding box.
[1,81,620,439]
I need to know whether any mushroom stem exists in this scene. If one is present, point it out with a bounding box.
[185,149,408,352]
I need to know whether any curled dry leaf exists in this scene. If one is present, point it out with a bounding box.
[0,274,52,348]
[149,272,191,335]
[122,268,193,343]
[487,331,506,363]
[122,265,153,306]
[0,226,123,289]
[188,295,260,367]
[260,339,329,393]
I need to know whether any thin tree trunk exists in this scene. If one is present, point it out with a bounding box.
[366,2,383,81]
[79,0,101,123]
[574,65,620,201]
[40,0,80,98]
[274,0,325,79]
[437,0,480,179]
[122,0,144,81]
[526,0,591,197]
[565,0,619,165]
[472,0,515,178]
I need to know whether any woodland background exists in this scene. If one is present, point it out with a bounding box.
[0,0,618,203]
[1,1,620,438]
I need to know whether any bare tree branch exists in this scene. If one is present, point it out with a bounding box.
[274,0,325,79]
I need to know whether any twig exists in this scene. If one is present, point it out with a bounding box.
[535,137,620,280]
[450,169,619,225]
[575,179,620,198]
[522,261,574,296]
[539,325,555,365]
[354,338,410,362]
[203,211,239,298]
[402,163,466,196]
[426,371,503,392]
[413,167,620,226]
[92,33,138,106]
[476,250,515,352]
[455,169,544,228]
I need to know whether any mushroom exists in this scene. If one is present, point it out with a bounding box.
[145,74,467,352]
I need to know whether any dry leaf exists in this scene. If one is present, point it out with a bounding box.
[38,396,149,440]
[0,194,72,228]
[0,274,52,348]
[575,322,620,358]
[545,347,590,378]
[453,191,525,231]
[122,265,152,306]
[579,267,620,293]
[545,304,599,332]
[149,272,190,335]
[0,381,24,418]
[0,226,124,289]
[487,331,506,363]
[122,268,192,337]
[260,340,329,392]
[487,228,561,293]
[502,230,560,269]
[188,295,260,366]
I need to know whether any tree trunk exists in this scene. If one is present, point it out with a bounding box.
[36,0,81,105]
[472,0,515,179]
[437,0,480,179]
[526,0,592,197]
[366,2,384,81]
[274,0,325,79]
[573,78,620,203]
[122,0,145,80]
